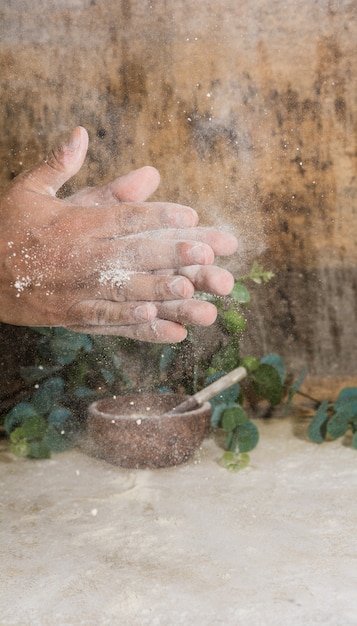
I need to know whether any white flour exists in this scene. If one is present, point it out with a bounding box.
[98,264,133,289]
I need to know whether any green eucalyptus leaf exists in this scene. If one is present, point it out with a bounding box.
[44,425,73,452]
[10,426,26,444]
[237,452,250,469]
[112,354,122,371]
[225,429,238,452]
[252,363,283,406]
[307,400,329,443]
[327,405,352,439]
[36,334,54,361]
[211,338,240,372]
[22,415,48,440]
[220,451,250,472]
[210,403,227,427]
[49,328,88,365]
[74,386,97,399]
[230,282,251,304]
[80,334,93,353]
[20,365,60,383]
[67,360,88,390]
[260,353,286,384]
[209,377,241,410]
[122,374,133,388]
[29,440,51,459]
[10,438,31,458]
[159,346,177,372]
[335,400,357,420]
[236,421,259,453]
[351,431,357,450]
[101,368,115,384]
[204,371,225,386]
[240,356,260,373]
[30,327,53,336]
[48,406,72,427]
[4,402,39,434]
[335,387,357,408]
[223,310,246,334]
[332,389,357,438]
[156,385,173,394]
[246,261,274,284]
[222,405,248,431]
[32,377,65,415]
[220,450,237,467]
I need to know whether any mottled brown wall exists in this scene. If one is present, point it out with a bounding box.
[0,0,356,393]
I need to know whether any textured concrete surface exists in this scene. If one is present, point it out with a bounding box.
[1,418,357,626]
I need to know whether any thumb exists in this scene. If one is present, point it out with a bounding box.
[27,126,89,196]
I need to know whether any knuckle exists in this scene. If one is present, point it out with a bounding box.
[92,301,111,324]
[45,144,67,173]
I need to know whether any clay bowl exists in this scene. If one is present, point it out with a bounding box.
[86,393,211,469]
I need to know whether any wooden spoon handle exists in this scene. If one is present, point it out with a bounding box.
[169,366,247,414]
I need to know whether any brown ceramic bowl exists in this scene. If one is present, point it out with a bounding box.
[86,393,211,469]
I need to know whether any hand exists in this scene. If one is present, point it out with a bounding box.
[0,127,237,342]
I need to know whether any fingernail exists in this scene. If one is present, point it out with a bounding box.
[135,304,156,321]
[170,277,193,298]
[64,127,81,151]
[169,206,198,227]
[189,244,211,264]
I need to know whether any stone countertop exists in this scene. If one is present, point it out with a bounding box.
[1,418,357,626]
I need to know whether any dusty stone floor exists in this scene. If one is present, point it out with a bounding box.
[1,417,357,626]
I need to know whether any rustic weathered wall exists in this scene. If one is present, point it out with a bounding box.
[0,0,356,395]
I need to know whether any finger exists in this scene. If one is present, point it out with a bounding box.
[68,166,161,205]
[20,127,89,196]
[66,300,157,326]
[53,202,199,241]
[67,319,188,343]
[155,300,218,327]
[91,267,232,301]
[110,166,161,201]
[178,265,235,296]
[14,237,216,295]
[92,273,195,302]
[136,227,238,256]
[92,239,215,274]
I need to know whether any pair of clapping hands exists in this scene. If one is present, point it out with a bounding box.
[0,126,237,343]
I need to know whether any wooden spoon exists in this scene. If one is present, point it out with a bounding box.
[167,365,247,414]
